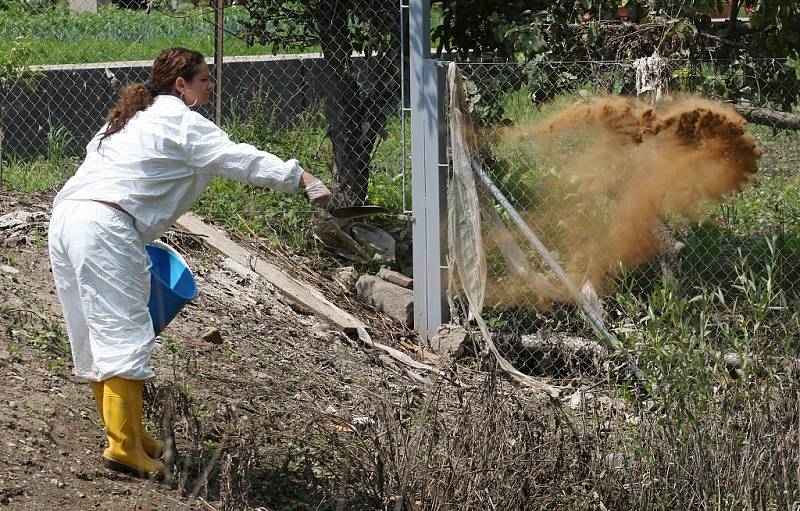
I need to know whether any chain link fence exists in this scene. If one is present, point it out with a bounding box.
[448,58,800,379]
[3,1,800,382]
[0,0,408,211]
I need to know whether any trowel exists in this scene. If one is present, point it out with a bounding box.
[325,205,388,221]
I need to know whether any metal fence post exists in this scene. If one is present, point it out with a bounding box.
[410,0,448,339]
[214,0,224,126]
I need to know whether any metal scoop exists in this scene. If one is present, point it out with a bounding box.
[326,205,388,220]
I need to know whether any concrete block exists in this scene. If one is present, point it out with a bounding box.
[356,275,413,328]
[377,267,413,289]
[430,323,471,357]
[69,0,110,13]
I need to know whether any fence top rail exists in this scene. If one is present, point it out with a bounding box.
[32,52,328,72]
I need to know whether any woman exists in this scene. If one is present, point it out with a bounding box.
[48,47,332,478]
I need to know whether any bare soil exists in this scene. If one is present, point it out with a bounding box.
[0,191,435,510]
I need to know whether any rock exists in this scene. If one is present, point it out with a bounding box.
[723,352,741,370]
[494,332,608,377]
[567,390,584,410]
[311,217,363,260]
[377,267,413,289]
[332,266,358,287]
[0,210,46,231]
[430,323,471,358]
[347,223,396,263]
[724,352,742,379]
[355,275,413,328]
[201,327,223,344]
[0,211,47,244]
[0,265,20,275]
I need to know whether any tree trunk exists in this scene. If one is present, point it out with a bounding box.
[314,1,372,207]
[312,0,402,207]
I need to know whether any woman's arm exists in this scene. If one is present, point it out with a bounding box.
[183,112,310,194]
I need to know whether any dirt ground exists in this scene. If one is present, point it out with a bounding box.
[0,191,441,510]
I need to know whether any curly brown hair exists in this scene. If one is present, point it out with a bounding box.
[101,47,206,142]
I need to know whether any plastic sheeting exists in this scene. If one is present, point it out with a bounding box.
[446,63,560,397]
[446,63,645,391]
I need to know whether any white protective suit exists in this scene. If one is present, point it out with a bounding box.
[48,94,304,381]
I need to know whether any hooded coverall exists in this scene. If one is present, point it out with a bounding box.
[48,94,304,382]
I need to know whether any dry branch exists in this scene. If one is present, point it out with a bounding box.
[735,105,800,131]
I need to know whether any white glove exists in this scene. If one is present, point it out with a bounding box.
[304,179,333,211]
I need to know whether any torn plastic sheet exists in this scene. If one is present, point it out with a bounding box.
[446,62,560,397]
[446,63,648,392]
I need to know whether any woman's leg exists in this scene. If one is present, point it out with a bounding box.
[50,200,163,476]
[101,377,164,478]
[90,381,164,459]
[48,201,95,379]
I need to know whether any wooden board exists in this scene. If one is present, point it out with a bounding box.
[175,212,365,335]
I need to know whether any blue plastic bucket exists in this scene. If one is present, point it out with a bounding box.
[145,242,197,336]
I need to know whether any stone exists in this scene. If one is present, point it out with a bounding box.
[377,267,413,289]
[222,258,259,283]
[347,223,396,263]
[311,217,362,260]
[723,352,741,370]
[724,352,742,379]
[201,326,223,344]
[68,0,110,13]
[494,332,608,377]
[0,210,46,231]
[0,265,19,275]
[430,323,471,357]
[355,275,413,328]
[332,266,358,287]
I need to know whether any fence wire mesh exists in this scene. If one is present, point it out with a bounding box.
[3,1,800,384]
[448,59,800,380]
[0,0,408,211]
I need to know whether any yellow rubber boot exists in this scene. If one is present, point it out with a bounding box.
[101,377,165,478]
[90,381,164,459]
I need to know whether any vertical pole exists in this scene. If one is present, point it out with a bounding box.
[409,0,430,337]
[214,0,224,126]
[410,0,448,339]
[428,63,448,330]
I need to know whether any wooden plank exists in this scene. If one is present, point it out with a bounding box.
[175,213,461,387]
[175,212,364,334]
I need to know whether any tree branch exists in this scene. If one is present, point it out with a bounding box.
[735,105,800,131]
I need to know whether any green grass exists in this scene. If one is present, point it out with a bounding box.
[0,5,297,65]
[0,155,78,193]
[194,109,331,250]
[369,115,411,212]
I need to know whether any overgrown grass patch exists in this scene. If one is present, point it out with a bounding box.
[369,115,411,212]
[0,155,78,193]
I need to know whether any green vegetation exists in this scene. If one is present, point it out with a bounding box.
[0,5,290,65]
